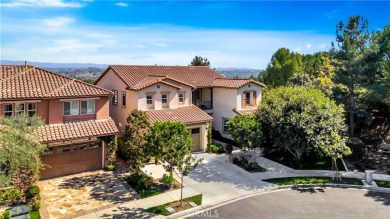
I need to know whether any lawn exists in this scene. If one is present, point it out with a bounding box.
[264,150,345,171]
[264,177,363,186]
[147,194,202,216]
[30,211,40,219]
[375,180,390,188]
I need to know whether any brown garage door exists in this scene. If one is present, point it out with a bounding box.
[40,141,102,179]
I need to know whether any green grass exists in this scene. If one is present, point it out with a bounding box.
[136,183,165,198]
[30,211,40,219]
[375,180,390,188]
[147,194,202,216]
[264,151,345,171]
[264,177,363,186]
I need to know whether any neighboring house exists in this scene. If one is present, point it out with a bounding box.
[95,65,265,150]
[0,65,119,179]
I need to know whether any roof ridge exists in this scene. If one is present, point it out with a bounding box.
[45,78,76,97]
[0,65,36,82]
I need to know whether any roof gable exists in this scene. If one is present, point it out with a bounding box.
[212,78,266,89]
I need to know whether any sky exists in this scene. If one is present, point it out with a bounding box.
[1,1,389,69]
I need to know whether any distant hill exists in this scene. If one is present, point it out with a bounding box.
[0,60,108,69]
[215,68,260,79]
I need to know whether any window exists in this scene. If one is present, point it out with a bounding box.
[89,141,101,148]
[146,95,153,105]
[15,103,25,115]
[121,91,126,107]
[81,100,95,115]
[63,101,79,116]
[74,144,87,151]
[222,118,229,133]
[27,103,37,117]
[161,94,168,104]
[42,148,53,156]
[245,92,251,105]
[178,92,185,103]
[57,146,71,153]
[3,104,13,116]
[190,128,200,134]
[112,90,118,105]
[193,90,201,102]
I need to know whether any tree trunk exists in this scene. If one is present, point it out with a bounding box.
[180,174,184,207]
[349,86,355,137]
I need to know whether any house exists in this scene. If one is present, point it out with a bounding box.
[0,65,119,179]
[95,65,265,150]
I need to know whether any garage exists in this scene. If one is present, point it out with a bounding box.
[40,141,103,179]
[190,128,201,152]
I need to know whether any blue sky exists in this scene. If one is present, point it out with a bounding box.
[1,1,389,69]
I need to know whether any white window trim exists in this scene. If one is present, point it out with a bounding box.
[63,101,79,116]
[161,93,168,104]
[146,95,154,105]
[27,103,37,116]
[3,104,13,116]
[80,100,95,115]
[178,91,185,103]
[222,117,229,134]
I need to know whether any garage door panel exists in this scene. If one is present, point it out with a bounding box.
[40,142,102,179]
[190,128,201,152]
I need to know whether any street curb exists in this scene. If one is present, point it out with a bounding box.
[169,182,390,219]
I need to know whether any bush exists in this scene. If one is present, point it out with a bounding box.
[346,137,365,161]
[0,210,10,219]
[208,144,224,153]
[125,171,153,190]
[31,199,41,212]
[0,188,23,205]
[27,185,40,198]
[162,174,174,188]
[116,137,128,160]
[105,165,115,171]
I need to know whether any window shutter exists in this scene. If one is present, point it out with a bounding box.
[242,93,246,107]
[253,91,257,105]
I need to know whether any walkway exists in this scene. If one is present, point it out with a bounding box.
[76,153,390,219]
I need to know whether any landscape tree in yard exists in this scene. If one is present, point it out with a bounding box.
[226,114,262,150]
[147,121,202,206]
[333,16,370,137]
[0,114,46,194]
[122,110,151,172]
[257,86,351,164]
[190,56,211,67]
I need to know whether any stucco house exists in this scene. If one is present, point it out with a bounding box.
[0,65,119,179]
[95,65,265,151]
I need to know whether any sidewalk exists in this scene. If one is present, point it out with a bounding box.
[75,153,390,219]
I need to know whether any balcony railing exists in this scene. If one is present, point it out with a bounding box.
[193,101,212,110]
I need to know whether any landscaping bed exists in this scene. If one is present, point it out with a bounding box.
[264,150,345,171]
[147,194,202,216]
[374,180,390,188]
[264,177,363,186]
[124,171,180,198]
[0,185,41,219]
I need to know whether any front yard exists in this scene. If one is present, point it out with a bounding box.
[147,194,202,216]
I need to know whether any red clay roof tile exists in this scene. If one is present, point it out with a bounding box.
[146,105,213,124]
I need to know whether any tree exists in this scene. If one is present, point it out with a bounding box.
[333,16,370,137]
[257,86,351,161]
[190,56,211,67]
[226,114,262,150]
[147,121,202,206]
[122,110,151,172]
[0,114,46,193]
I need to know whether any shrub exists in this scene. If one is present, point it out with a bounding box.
[105,165,115,171]
[27,185,40,198]
[125,171,153,190]
[346,137,365,161]
[31,200,41,212]
[208,144,224,153]
[0,188,23,205]
[0,210,10,219]
[162,174,174,188]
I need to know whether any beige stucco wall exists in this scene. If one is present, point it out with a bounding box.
[201,88,212,102]
[236,82,263,110]
[212,88,237,139]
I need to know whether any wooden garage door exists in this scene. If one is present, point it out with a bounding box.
[40,141,102,179]
[190,128,201,152]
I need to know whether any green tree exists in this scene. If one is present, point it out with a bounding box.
[333,16,370,137]
[226,114,262,150]
[190,56,211,67]
[0,114,46,193]
[257,86,351,161]
[122,110,151,172]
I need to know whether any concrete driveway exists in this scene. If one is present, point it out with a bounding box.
[185,153,277,205]
[186,188,390,219]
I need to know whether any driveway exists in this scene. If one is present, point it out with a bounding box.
[186,188,390,218]
[39,168,138,219]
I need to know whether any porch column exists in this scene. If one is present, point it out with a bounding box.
[101,140,106,168]
[210,87,213,109]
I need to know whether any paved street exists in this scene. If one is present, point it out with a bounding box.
[186,188,390,219]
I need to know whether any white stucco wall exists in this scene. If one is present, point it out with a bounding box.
[212,88,237,139]
[236,82,263,110]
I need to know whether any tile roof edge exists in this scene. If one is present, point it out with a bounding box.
[0,65,36,82]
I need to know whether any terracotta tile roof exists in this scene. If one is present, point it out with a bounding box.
[131,76,183,91]
[98,65,227,88]
[233,108,258,115]
[146,105,213,124]
[213,78,266,88]
[37,118,119,143]
[0,65,113,100]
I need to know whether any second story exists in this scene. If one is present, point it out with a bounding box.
[0,65,113,125]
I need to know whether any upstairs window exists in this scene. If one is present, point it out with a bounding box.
[3,104,13,116]
[178,92,185,103]
[121,91,126,107]
[112,90,118,106]
[146,95,153,105]
[243,91,257,107]
[15,103,25,115]
[63,101,79,116]
[161,94,168,104]
[80,100,95,115]
[27,103,37,117]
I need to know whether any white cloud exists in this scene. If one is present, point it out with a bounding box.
[0,0,83,8]
[115,2,128,7]
[41,17,75,27]
[306,44,312,49]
